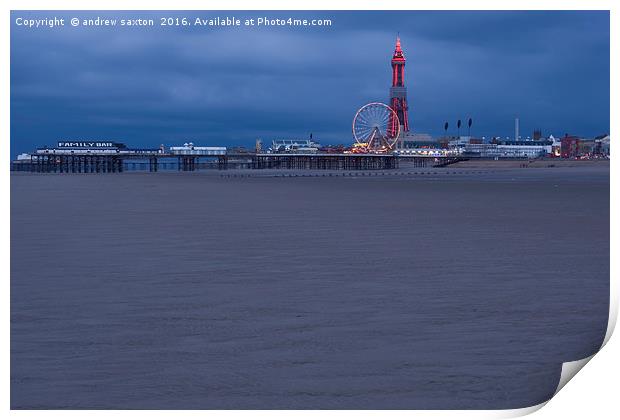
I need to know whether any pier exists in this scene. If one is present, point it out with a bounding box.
[250,154,398,170]
[9,152,465,173]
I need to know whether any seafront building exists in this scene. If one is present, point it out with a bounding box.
[461,140,552,159]
[386,37,437,153]
[269,139,321,153]
[169,143,226,155]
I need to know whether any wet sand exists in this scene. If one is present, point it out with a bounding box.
[10,166,609,409]
[446,158,609,169]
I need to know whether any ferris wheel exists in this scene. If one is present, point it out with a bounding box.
[352,102,401,152]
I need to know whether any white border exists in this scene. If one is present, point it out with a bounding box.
[3,1,616,419]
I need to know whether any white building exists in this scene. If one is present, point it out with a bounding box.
[169,143,226,155]
[596,135,610,155]
[462,141,551,158]
[396,132,438,150]
[270,139,321,154]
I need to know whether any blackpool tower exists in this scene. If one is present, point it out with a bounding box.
[388,37,410,137]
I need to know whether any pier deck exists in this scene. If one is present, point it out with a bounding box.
[10,153,455,173]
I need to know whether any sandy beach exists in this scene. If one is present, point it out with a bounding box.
[10,165,609,409]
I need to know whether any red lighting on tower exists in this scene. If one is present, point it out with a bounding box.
[388,36,410,138]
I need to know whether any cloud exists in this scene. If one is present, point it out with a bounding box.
[10,10,610,154]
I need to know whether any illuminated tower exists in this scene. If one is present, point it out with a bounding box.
[388,37,410,137]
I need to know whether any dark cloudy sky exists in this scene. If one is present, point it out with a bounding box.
[10,10,609,154]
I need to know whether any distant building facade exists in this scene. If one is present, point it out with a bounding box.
[398,133,441,149]
[169,143,226,155]
[462,139,552,158]
[270,139,321,153]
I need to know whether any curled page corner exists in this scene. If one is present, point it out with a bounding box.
[554,355,595,396]
[549,275,618,395]
[494,401,548,419]
[492,355,597,419]
[551,287,618,396]
[506,302,615,418]
[602,287,618,348]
